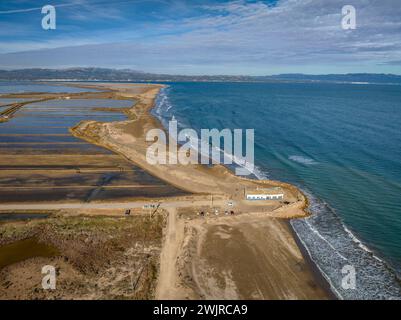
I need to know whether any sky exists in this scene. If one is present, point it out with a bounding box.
[0,0,400,75]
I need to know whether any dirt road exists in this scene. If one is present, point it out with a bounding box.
[0,198,227,211]
[155,207,186,299]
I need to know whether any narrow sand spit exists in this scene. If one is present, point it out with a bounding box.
[70,83,306,207]
[67,82,330,299]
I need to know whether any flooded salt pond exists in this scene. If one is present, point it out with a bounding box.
[0,134,82,143]
[27,99,134,108]
[0,238,58,269]
[0,98,31,106]
[0,145,113,155]
[0,160,187,203]
[0,82,99,94]
[0,98,132,137]
[0,121,80,134]
[0,89,188,203]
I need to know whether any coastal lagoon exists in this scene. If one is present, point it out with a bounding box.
[153,81,401,299]
[0,85,187,202]
[0,82,99,94]
[0,99,32,106]
[0,99,132,136]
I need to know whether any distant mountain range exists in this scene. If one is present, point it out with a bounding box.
[0,68,401,84]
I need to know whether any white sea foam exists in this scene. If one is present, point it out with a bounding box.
[304,218,348,261]
[154,86,174,114]
[291,222,344,299]
[153,87,401,299]
[291,189,401,299]
[154,87,268,179]
[289,155,318,165]
[342,224,384,262]
[175,129,268,179]
[154,86,401,299]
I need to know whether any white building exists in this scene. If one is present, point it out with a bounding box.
[245,187,284,201]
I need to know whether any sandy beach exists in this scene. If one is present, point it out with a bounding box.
[2,0,401,302]
[0,82,330,299]
[70,82,330,299]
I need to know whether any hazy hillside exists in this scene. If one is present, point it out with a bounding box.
[0,68,400,84]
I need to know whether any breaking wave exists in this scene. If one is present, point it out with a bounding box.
[289,155,318,165]
[153,87,268,180]
[153,83,401,300]
[153,86,174,126]
[291,190,401,300]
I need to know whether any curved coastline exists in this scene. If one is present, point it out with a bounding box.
[68,82,332,299]
[149,83,401,300]
[3,82,399,299]
[70,82,307,211]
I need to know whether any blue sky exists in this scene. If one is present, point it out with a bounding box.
[0,0,401,75]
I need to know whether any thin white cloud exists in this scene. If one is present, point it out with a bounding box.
[0,3,78,14]
[1,0,401,74]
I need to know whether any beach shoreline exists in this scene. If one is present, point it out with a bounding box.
[68,82,333,299]
[0,82,333,299]
[149,83,337,299]
[286,220,337,300]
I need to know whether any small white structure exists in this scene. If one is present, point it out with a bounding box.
[143,204,157,209]
[245,187,284,201]
[246,194,284,200]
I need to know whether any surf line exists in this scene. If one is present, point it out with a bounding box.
[305,219,348,261]
[145,116,255,176]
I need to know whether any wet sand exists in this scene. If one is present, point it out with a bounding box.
[177,215,328,299]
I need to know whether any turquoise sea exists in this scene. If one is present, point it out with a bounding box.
[152,81,401,299]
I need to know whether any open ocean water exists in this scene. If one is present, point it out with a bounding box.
[152,81,401,299]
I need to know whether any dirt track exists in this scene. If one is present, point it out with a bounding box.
[155,208,183,299]
[152,208,329,300]
[0,198,227,211]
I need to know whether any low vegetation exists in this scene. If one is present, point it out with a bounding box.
[0,212,166,299]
